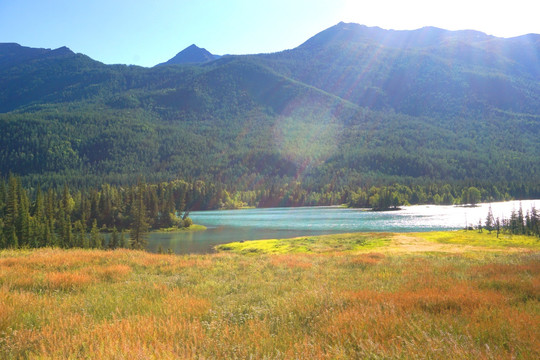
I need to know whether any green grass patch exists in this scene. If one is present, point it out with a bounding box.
[154,224,207,233]
[216,233,392,254]
[417,230,540,249]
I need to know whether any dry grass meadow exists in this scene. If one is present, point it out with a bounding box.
[1,231,539,359]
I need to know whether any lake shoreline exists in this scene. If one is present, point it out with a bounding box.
[215,230,540,254]
[145,200,539,254]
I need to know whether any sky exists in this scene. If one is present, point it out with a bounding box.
[1,0,539,67]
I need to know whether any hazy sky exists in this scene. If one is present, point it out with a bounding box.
[1,0,538,67]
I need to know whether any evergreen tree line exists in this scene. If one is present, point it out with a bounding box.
[233,182,525,210]
[0,176,214,250]
[346,184,508,210]
[481,204,540,238]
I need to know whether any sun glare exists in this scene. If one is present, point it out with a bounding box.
[340,0,539,38]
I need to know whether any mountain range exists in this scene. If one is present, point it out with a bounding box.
[0,22,539,197]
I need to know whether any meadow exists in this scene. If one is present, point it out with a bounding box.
[0,231,538,359]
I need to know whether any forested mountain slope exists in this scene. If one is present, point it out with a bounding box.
[256,22,540,116]
[0,23,538,199]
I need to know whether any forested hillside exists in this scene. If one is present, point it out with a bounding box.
[1,23,539,203]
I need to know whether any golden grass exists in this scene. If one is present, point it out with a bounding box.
[0,233,539,359]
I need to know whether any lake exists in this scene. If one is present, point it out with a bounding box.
[147,200,539,254]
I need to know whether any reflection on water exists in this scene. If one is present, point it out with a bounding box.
[147,200,539,254]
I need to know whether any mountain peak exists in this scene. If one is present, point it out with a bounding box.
[299,22,498,50]
[50,46,74,56]
[157,44,220,66]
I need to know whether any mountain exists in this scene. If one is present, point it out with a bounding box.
[257,22,540,116]
[0,23,539,199]
[158,44,220,65]
[0,43,112,113]
[0,43,75,68]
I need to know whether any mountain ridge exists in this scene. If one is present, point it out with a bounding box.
[0,23,538,197]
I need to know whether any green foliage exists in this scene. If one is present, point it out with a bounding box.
[499,203,540,237]
[129,182,149,250]
[346,183,508,210]
[181,217,193,228]
[0,176,220,251]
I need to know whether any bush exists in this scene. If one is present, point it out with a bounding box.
[180,217,193,228]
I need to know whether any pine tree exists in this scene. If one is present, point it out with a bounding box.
[44,221,53,247]
[0,178,6,217]
[81,222,89,249]
[485,205,494,234]
[80,190,90,228]
[16,183,30,247]
[57,207,66,247]
[0,219,4,248]
[518,203,525,234]
[509,209,518,234]
[120,229,128,248]
[64,215,73,248]
[90,219,102,249]
[110,226,119,249]
[7,227,18,249]
[73,220,85,248]
[62,184,74,215]
[130,182,149,250]
[4,175,19,248]
[531,207,539,237]
[517,203,525,234]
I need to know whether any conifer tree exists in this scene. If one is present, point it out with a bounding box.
[90,219,102,249]
[0,219,4,248]
[130,182,149,250]
[64,215,73,248]
[517,203,525,234]
[33,185,45,221]
[0,178,6,216]
[44,221,53,247]
[4,175,19,248]
[73,220,85,248]
[110,226,119,249]
[81,222,90,249]
[120,229,128,248]
[57,207,66,247]
[530,207,539,237]
[7,227,18,249]
[16,183,30,247]
[485,205,494,234]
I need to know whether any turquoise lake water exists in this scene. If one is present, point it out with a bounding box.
[147,200,539,254]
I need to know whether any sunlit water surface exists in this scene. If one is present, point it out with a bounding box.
[147,200,539,254]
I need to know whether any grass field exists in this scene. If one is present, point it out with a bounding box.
[1,231,539,359]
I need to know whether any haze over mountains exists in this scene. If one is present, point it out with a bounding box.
[0,22,539,196]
